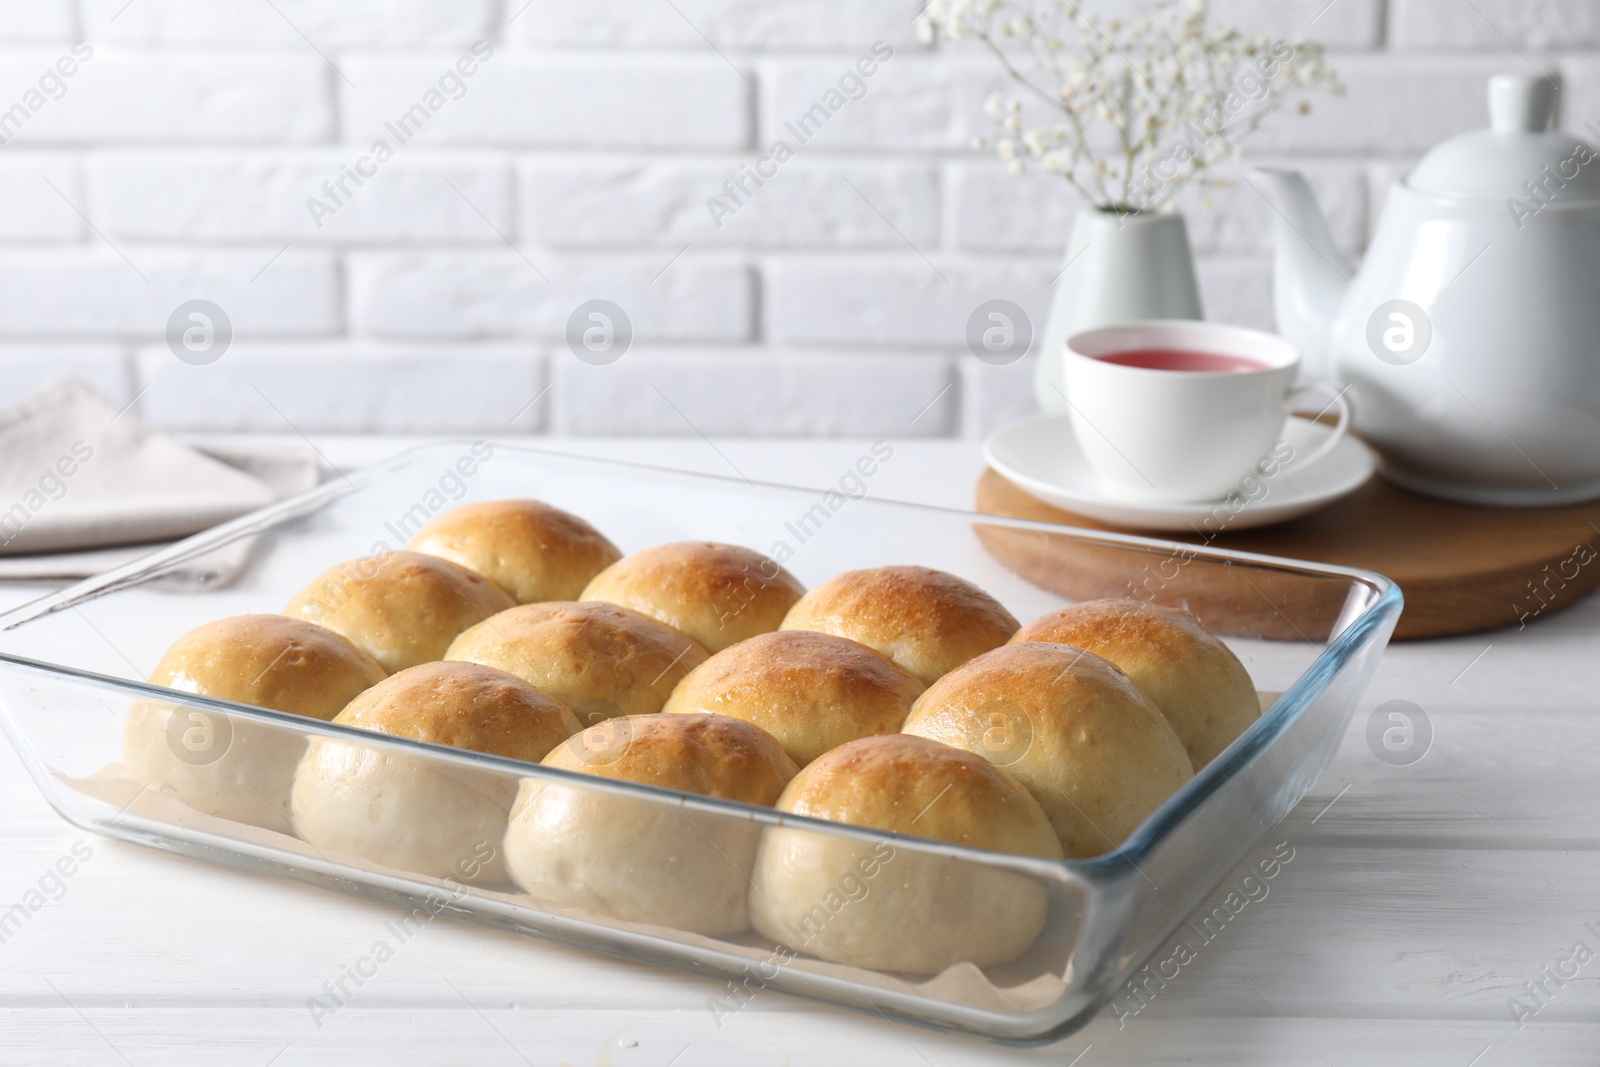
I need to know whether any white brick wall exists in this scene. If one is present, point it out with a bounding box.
[1,2,1596,438]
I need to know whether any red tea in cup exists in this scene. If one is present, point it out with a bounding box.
[1096,348,1269,373]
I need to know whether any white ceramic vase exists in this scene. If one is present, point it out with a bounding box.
[1033,208,1204,414]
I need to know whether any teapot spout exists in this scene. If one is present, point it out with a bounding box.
[1249,168,1351,376]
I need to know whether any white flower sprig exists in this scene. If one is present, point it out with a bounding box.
[919,0,1342,212]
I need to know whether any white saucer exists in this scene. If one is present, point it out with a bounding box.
[983,414,1376,533]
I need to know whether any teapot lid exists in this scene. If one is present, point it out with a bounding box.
[1406,75,1600,203]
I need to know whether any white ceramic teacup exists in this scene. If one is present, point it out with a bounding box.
[1061,321,1350,503]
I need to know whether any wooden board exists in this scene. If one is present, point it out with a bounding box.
[976,467,1600,640]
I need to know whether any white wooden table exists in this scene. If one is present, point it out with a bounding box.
[2,437,1595,1066]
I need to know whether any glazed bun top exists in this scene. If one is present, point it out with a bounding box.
[284,550,516,674]
[332,660,580,763]
[903,641,1193,857]
[445,600,708,727]
[407,499,622,606]
[580,542,805,654]
[662,629,923,766]
[774,734,1061,860]
[1011,598,1259,768]
[148,614,385,721]
[780,565,1020,684]
[543,713,797,808]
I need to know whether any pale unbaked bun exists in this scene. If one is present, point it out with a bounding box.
[503,714,797,935]
[408,499,622,605]
[284,550,516,674]
[662,630,924,766]
[749,734,1061,974]
[780,565,1019,685]
[580,542,804,654]
[291,661,580,883]
[122,615,387,834]
[1012,599,1260,768]
[902,642,1193,858]
[446,601,708,727]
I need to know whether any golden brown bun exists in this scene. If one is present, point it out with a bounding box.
[284,550,516,674]
[291,661,580,882]
[767,734,1059,858]
[780,565,1020,685]
[580,542,804,654]
[902,642,1193,858]
[1012,599,1260,768]
[749,734,1061,974]
[504,714,797,935]
[139,614,385,720]
[447,601,708,727]
[408,499,622,605]
[122,615,387,834]
[662,629,924,766]
[330,660,581,759]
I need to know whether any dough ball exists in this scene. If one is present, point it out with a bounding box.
[284,550,515,673]
[446,600,707,727]
[122,614,386,834]
[503,713,796,934]
[749,734,1061,974]
[781,566,1019,684]
[903,642,1193,858]
[581,542,804,654]
[408,498,621,605]
[1012,598,1259,767]
[291,661,579,882]
[662,629,923,766]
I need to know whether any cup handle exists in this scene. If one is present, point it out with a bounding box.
[1279,380,1351,474]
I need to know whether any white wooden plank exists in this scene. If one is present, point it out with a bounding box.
[2,833,1598,1025]
[0,1010,1583,1066]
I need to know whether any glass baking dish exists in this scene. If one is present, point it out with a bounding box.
[0,442,1400,1044]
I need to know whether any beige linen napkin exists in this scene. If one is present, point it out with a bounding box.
[0,378,319,580]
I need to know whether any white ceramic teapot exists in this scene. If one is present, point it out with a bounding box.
[1253,74,1600,506]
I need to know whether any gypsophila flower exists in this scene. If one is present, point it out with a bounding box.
[923,0,1340,212]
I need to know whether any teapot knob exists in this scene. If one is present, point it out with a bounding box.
[1488,74,1556,133]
